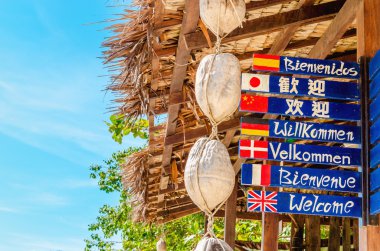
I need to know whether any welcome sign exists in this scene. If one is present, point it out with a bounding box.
[241,164,362,193]
[247,190,362,218]
[241,53,363,219]
[241,117,361,144]
[252,54,360,79]
[240,94,361,121]
[239,140,361,166]
[241,73,360,100]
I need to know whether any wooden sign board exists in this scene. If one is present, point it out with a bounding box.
[241,117,361,144]
[239,140,361,166]
[247,190,362,218]
[241,164,362,193]
[241,73,359,100]
[252,54,360,79]
[240,94,360,121]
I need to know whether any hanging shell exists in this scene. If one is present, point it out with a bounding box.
[194,237,233,251]
[195,53,241,123]
[184,138,235,212]
[200,0,246,36]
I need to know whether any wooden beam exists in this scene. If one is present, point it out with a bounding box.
[185,0,346,50]
[268,0,315,55]
[161,0,199,179]
[291,215,305,251]
[328,217,341,251]
[305,216,321,251]
[154,0,293,33]
[357,0,380,249]
[262,211,279,251]
[224,178,238,248]
[357,0,380,57]
[342,218,351,251]
[308,0,360,59]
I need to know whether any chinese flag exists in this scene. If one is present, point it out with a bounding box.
[240,94,269,113]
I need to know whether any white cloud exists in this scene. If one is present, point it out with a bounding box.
[31,192,69,207]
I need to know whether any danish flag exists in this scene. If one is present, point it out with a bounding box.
[239,140,268,159]
[247,190,278,212]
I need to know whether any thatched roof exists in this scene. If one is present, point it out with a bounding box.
[103,0,359,223]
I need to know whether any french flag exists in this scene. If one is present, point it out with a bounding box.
[241,164,271,186]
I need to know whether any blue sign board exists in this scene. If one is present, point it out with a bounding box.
[370,168,380,192]
[241,73,359,100]
[370,49,380,81]
[252,54,360,79]
[370,73,380,100]
[370,143,380,168]
[370,191,380,215]
[370,118,380,144]
[241,117,361,144]
[241,164,362,193]
[239,140,361,167]
[370,94,380,122]
[240,94,360,121]
[247,190,362,218]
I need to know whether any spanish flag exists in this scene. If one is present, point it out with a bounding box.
[252,54,280,72]
[241,117,269,136]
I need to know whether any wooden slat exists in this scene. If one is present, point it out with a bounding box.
[328,217,341,251]
[308,0,360,59]
[224,178,238,248]
[154,0,293,33]
[160,0,200,180]
[305,216,321,251]
[342,218,351,251]
[268,0,315,55]
[164,118,240,146]
[291,215,305,251]
[184,0,346,50]
[262,209,279,251]
[357,0,380,57]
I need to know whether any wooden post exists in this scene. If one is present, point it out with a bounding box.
[224,177,238,248]
[305,216,320,251]
[353,219,359,251]
[342,218,351,251]
[328,217,341,251]
[360,226,380,250]
[357,0,380,249]
[262,209,279,251]
[291,215,304,251]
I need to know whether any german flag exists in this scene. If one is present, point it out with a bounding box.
[252,54,280,72]
[241,117,269,137]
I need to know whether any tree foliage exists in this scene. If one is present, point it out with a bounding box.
[87,116,266,250]
[106,114,148,144]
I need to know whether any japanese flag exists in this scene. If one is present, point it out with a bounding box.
[241,73,270,93]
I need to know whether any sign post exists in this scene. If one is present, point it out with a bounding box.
[240,53,363,223]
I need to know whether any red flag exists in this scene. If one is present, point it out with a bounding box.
[239,140,268,159]
[240,94,268,113]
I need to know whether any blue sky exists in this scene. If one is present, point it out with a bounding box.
[0,1,142,250]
